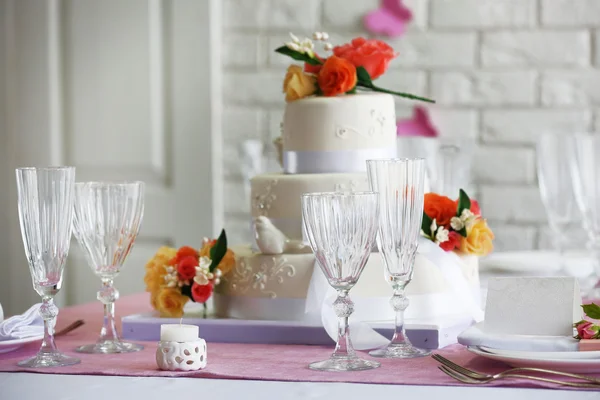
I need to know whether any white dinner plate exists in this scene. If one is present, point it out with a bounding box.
[468,345,600,373]
[479,346,600,360]
[0,335,43,354]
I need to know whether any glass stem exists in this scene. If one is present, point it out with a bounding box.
[331,290,355,359]
[39,297,59,355]
[390,283,410,346]
[98,279,120,343]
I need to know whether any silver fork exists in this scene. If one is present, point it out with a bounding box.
[432,353,600,385]
[438,365,600,388]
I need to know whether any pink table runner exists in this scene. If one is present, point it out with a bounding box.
[0,293,597,390]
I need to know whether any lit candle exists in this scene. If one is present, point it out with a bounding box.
[160,324,199,342]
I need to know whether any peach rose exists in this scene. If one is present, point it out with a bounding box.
[199,240,236,275]
[155,287,189,318]
[144,246,176,293]
[460,219,494,256]
[333,37,397,80]
[424,193,457,227]
[317,55,357,97]
[283,65,317,102]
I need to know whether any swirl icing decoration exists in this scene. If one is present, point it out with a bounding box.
[364,0,413,38]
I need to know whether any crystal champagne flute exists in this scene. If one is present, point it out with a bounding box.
[302,192,381,371]
[366,158,430,358]
[15,166,80,367]
[72,181,145,353]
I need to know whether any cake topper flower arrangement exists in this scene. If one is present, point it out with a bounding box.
[145,230,235,318]
[421,190,494,256]
[276,32,434,103]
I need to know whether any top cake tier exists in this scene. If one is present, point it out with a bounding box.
[282,93,397,174]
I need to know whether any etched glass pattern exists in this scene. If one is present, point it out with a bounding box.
[15,166,80,368]
[367,158,430,358]
[72,181,145,353]
[302,192,380,372]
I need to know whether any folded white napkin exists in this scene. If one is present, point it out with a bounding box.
[458,322,579,352]
[0,304,44,341]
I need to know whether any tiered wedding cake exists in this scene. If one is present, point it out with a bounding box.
[214,93,480,322]
[213,33,483,323]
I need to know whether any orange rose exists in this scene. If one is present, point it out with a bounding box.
[199,240,236,275]
[424,193,457,227]
[283,65,317,102]
[155,287,189,318]
[333,37,397,80]
[460,219,494,256]
[317,56,357,97]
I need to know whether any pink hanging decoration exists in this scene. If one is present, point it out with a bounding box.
[396,106,438,138]
[363,0,413,38]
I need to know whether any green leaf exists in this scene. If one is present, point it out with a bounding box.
[422,212,433,237]
[209,229,228,273]
[274,46,321,65]
[356,66,373,86]
[180,284,193,301]
[346,87,357,95]
[456,189,471,216]
[582,303,600,320]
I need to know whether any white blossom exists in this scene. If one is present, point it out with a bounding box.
[321,32,329,40]
[460,209,476,228]
[194,256,213,285]
[430,218,438,235]
[312,31,323,40]
[324,43,333,51]
[435,226,450,244]
[450,216,464,231]
[289,32,300,43]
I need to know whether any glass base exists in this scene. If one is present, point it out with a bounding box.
[75,340,144,354]
[309,356,380,372]
[369,343,431,359]
[18,351,80,368]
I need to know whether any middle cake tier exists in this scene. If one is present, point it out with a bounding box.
[251,172,369,242]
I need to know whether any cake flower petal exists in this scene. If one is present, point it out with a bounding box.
[283,65,317,102]
[317,55,357,97]
[333,37,397,80]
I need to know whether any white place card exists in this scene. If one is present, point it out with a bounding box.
[484,277,582,336]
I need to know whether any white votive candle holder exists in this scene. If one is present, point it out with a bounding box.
[155,324,207,371]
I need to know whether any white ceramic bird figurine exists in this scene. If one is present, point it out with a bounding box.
[254,216,310,255]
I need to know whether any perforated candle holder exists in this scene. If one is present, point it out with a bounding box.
[156,339,207,371]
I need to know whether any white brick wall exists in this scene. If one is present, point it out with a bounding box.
[221,0,600,251]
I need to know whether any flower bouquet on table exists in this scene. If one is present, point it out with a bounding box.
[276,32,434,103]
[145,230,235,318]
[421,189,494,256]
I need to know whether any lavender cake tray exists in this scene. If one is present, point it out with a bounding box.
[122,313,472,349]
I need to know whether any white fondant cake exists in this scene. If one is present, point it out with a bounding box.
[215,91,480,323]
[251,173,369,241]
[214,245,480,321]
[282,93,397,173]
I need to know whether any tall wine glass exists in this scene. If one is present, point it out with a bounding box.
[302,192,381,371]
[569,134,600,296]
[366,158,429,358]
[72,181,145,353]
[536,133,579,272]
[15,167,80,367]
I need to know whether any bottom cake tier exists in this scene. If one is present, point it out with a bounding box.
[214,245,480,323]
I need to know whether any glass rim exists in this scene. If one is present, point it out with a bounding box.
[301,191,378,198]
[366,158,425,163]
[75,181,144,188]
[16,166,75,171]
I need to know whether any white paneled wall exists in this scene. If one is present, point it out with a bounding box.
[221,0,600,251]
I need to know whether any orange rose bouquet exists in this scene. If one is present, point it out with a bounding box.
[422,190,494,256]
[144,230,234,318]
[275,32,434,103]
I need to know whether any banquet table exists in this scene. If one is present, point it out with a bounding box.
[0,292,598,400]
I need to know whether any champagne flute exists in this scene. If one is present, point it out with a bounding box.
[366,158,430,358]
[15,167,80,367]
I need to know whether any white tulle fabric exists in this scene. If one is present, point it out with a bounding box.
[305,238,484,350]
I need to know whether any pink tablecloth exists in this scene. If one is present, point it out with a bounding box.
[0,293,597,390]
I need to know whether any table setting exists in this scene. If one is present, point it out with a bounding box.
[3,33,600,399]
